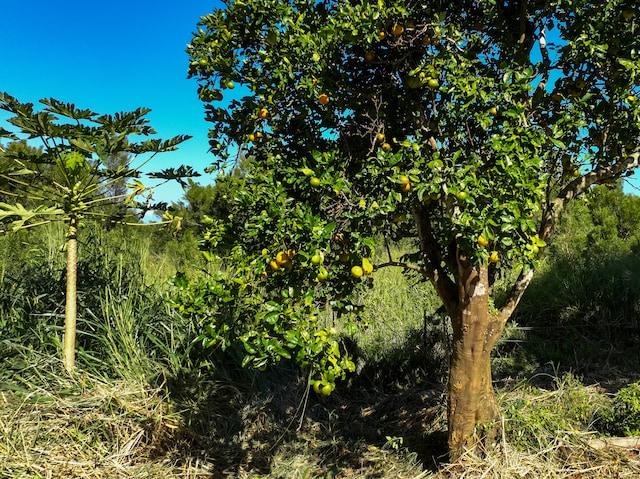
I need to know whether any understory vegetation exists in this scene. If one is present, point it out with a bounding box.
[1,185,640,478]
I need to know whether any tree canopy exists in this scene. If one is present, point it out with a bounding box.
[178,0,640,458]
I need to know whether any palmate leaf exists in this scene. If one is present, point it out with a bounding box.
[0,92,34,116]
[40,98,96,121]
[127,135,192,154]
[95,108,155,137]
[148,164,201,187]
[0,202,64,231]
[0,127,18,140]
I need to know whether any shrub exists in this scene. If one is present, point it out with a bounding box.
[598,381,640,437]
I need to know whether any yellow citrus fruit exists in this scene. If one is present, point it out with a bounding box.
[477,235,489,247]
[362,258,374,275]
[316,267,329,281]
[258,108,269,119]
[399,181,411,193]
[248,133,255,142]
[320,383,334,396]
[275,251,290,266]
[392,24,404,36]
[489,251,499,263]
[310,177,321,187]
[427,78,439,89]
[399,175,410,186]
[311,253,322,264]
[378,31,387,40]
[351,265,364,279]
[269,259,280,271]
[489,107,498,116]
[376,132,385,143]
[381,142,391,152]
[312,380,322,394]
[318,93,330,105]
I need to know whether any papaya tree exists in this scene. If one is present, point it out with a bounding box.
[0,92,195,373]
[179,0,640,459]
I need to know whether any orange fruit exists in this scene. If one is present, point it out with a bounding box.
[258,108,269,119]
[275,251,290,266]
[392,24,404,36]
[320,383,334,396]
[362,258,374,275]
[351,265,364,278]
[381,142,391,152]
[318,93,330,105]
[316,267,329,281]
[489,251,499,263]
[477,235,489,247]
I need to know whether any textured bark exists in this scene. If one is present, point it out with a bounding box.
[63,217,78,374]
[447,259,506,461]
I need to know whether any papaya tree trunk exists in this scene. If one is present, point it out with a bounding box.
[447,258,506,461]
[63,216,78,374]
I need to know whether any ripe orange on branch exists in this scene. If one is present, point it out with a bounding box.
[318,93,330,105]
[392,24,404,36]
[477,235,489,247]
[351,265,364,279]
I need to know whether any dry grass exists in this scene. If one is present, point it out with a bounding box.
[2,362,640,479]
[0,377,212,478]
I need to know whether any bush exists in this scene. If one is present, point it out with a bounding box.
[597,381,640,437]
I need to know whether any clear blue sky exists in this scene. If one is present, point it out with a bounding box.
[0,0,225,204]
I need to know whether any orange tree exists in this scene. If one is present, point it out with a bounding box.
[178,0,640,459]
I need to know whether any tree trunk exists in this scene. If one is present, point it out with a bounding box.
[63,216,78,374]
[447,259,506,461]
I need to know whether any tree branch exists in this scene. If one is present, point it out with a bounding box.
[497,152,640,324]
[413,204,459,313]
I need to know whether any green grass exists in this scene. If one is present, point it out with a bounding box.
[2,224,640,478]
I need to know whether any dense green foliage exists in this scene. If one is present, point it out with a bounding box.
[178,0,640,419]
